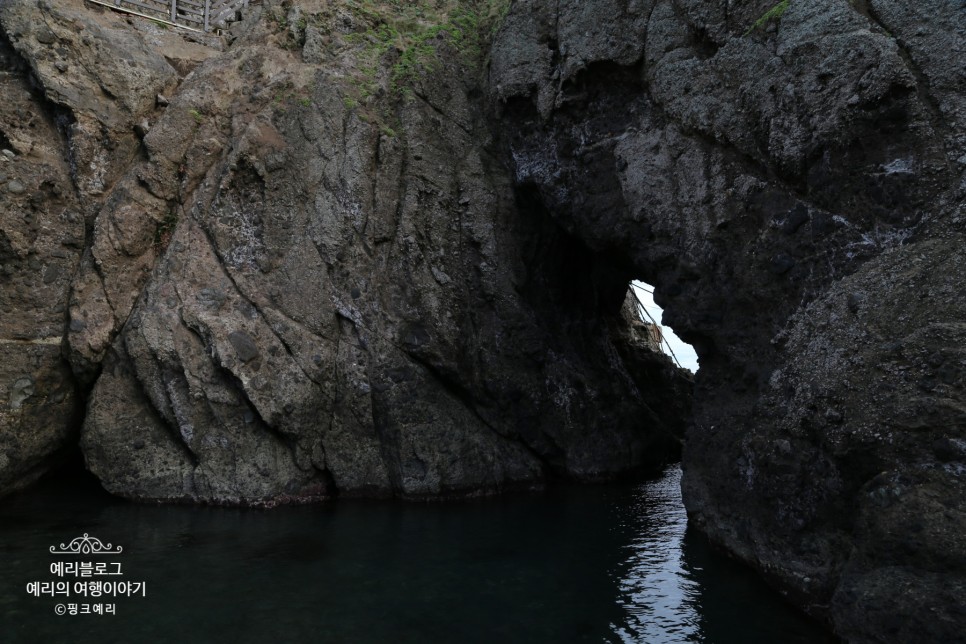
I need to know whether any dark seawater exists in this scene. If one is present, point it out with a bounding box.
[0,465,834,643]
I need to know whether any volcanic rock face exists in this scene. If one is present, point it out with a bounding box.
[0,0,199,493]
[0,0,688,503]
[3,0,964,640]
[488,0,965,640]
[0,29,81,495]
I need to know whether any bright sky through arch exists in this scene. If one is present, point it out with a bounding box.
[631,281,699,373]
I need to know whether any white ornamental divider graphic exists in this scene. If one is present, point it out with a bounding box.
[49,534,123,555]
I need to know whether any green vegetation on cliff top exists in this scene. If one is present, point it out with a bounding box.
[266,0,509,136]
[342,0,510,99]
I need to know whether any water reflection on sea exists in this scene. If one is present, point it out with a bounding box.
[0,464,833,643]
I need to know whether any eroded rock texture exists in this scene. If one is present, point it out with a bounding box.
[0,0,214,493]
[488,0,965,641]
[4,0,963,640]
[0,0,688,504]
[0,28,81,495]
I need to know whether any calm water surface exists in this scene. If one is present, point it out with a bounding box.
[0,465,833,643]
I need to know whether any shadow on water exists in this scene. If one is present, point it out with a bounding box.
[0,464,835,643]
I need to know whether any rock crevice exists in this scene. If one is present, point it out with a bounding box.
[4,0,962,640]
[488,0,965,641]
[1,0,690,505]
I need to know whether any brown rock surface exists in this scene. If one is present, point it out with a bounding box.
[0,0,226,493]
[0,25,82,494]
[1,0,689,504]
[6,0,964,639]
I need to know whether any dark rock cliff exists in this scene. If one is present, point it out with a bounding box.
[0,0,688,504]
[2,0,964,641]
[0,23,82,495]
[488,0,965,641]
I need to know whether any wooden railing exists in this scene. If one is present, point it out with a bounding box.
[88,0,250,32]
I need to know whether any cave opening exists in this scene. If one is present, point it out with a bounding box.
[41,444,101,487]
[629,280,699,373]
